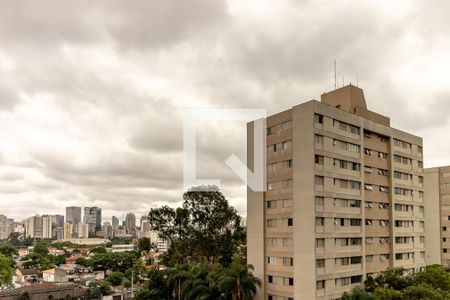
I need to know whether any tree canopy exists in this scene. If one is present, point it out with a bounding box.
[148,186,245,267]
[342,265,450,300]
[0,254,14,287]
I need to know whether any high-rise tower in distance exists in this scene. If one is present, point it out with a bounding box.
[247,85,425,300]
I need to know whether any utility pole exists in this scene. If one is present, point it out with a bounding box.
[131,269,134,298]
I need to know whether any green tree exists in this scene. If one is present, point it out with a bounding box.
[90,247,107,254]
[149,185,245,267]
[0,243,18,258]
[0,254,13,287]
[217,256,261,300]
[137,237,151,253]
[106,272,124,286]
[413,264,450,291]
[34,240,49,256]
[134,269,170,300]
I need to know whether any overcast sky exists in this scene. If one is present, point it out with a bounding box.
[1,0,450,222]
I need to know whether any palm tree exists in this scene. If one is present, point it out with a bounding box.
[218,256,261,300]
[166,264,190,300]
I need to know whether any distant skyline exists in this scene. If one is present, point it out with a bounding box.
[2,1,450,220]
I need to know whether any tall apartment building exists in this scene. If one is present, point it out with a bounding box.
[66,206,81,237]
[112,216,119,228]
[424,166,450,266]
[247,85,426,300]
[0,215,8,240]
[64,222,74,239]
[25,215,43,239]
[41,215,53,239]
[125,212,136,234]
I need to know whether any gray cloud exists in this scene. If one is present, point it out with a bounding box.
[0,0,449,221]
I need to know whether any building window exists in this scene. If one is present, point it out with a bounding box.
[267,200,277,209]
[316,238,325,248]
[314,114,323,124]
[282,141,292,150]
[334,119,360,134]
[317,280,325,290]
[316,259,325,268]
[267,126,277,136]
[282,121,292,130]
[379,186,389,193]
[335,140,360,153]
[351,256,362,264]
[267,144,277,154]
[315,155,324,164]
[315,196,324,206]
[283,257,293,266]
[283,179,293,189]
[266,219,276,228]
[283,159,293,168]
[378,169,389,176]
[267,182,273,191]
[418,161,423,168]
[268,275,276,284]
[378,152,388,159]
[266,238,277,247]
[285,218,293,227]
[283,238,293,247]
[284,277,294,286]
[267,257,276,264]
[351,276,362,284]
[315,176,324,185]
[315,134,324,144]
[366,255,373,262]
[394,155,411,165]
[350,219,361,226]
[366,237,373,244]
[334,178,360,190]
[315,217,324,226]
[283,199,293,208]
[418,176,424,183]
[394,138,411,149]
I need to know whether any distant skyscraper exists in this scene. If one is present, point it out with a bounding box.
[103,222,113,237]
[0,215,8,240]
[78,223,90,238]
[84,207,102,235]
[65,207,81,224]
[125,212,136,233]
[41,215,53,239]
[65,207,81,236]
[140,216,150,232]
[112,216,119,227]
[64,223,73,239]
[52,215,65,228]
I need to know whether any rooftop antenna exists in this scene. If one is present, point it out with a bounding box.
[334,60,337,90]
[356,76,359,87]
[342,75,344,87]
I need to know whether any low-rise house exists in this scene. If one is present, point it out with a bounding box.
[111,244,135,253]
[54,265,104,284]
[14,269,41,284]
[47,248,65,256]
[42,269,55,282]
[0,282,85,300]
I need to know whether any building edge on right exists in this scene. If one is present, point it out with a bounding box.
[424,166,450,266]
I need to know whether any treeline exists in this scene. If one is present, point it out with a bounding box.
[134,186,259,300]
[342,265,450,300]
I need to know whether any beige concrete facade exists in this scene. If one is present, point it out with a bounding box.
[424,166,450,266]
[247,85,426,300]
